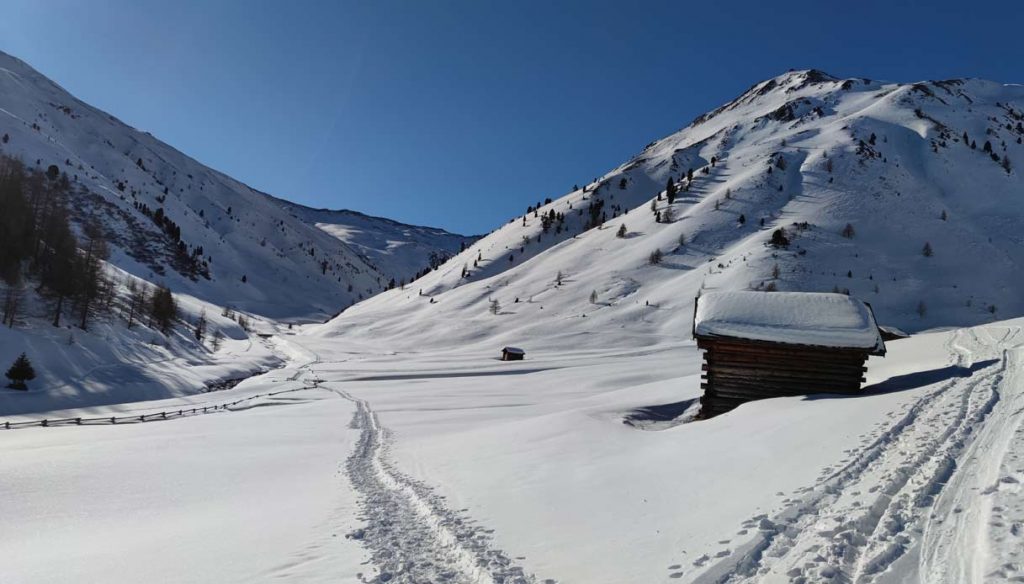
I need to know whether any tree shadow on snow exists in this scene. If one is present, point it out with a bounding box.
[803,359,1000,401]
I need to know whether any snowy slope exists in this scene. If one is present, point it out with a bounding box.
[269,197,478,284]
[0,49,401,320]
[321,69,1024,352]
[0,261,288,415]
[6,314,1023,584]
[0,49,471,413]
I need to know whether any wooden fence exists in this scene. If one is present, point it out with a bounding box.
[1,384,318,431]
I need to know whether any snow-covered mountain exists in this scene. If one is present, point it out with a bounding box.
[321,69,1024,351]
[269,198,477,284]
[8,66,1024,584]
[0,50,468,320]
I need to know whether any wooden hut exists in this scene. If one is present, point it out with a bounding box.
[693,291,886,417]
[501,347,526,361]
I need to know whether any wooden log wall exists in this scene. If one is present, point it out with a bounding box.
[697,337,870,417]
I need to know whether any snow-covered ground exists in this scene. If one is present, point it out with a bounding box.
[4,317,1023,583]
[0,382,368,583]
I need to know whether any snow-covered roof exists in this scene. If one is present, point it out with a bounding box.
[502,347,525,354]
[694,291,885,353]
[878,325,910,340]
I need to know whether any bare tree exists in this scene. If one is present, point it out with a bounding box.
[194,309,207,342]
[75,221,110,330]
[2,281,22,328]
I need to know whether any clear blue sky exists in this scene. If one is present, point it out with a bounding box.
[1,1,1021,234]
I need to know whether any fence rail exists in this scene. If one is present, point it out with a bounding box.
[1,384,318,431]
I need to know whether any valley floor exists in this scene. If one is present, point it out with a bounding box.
[2,321,1023,583]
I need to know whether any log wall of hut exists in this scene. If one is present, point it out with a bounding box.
[697,337,870,417]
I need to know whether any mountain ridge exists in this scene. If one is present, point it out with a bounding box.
[0,49,469,319]
[315,68,1024,351]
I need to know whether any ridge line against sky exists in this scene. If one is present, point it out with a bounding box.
[1,0,1022,234]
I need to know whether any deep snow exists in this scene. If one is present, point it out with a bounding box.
[694,290,885,351]
[4,318,1024,583]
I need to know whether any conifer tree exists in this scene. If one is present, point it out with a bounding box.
[769,228,790,248]
[5,353,35,390]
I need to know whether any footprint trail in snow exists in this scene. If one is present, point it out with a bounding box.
[681,326,1024,584]
[319,378,547,584]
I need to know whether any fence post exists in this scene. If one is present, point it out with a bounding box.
[75,418,82,425]
[111,417,116,424]
[41,420,48,427]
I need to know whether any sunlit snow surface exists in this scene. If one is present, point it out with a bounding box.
[4,320,1024,583]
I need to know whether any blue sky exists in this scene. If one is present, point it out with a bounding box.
[1,0,1021,234]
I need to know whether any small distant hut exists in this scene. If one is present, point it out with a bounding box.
[501,346,526,361]
[693,291,886,417]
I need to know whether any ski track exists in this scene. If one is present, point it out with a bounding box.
[300,365,547,584]
[683,326,1024,584]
